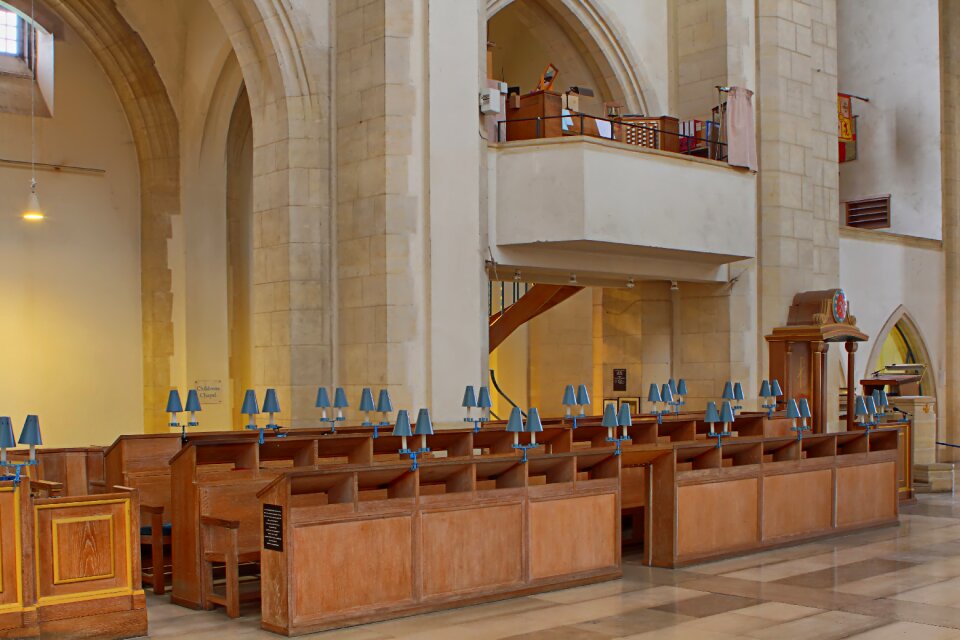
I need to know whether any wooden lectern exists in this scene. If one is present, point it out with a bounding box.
[766,289,868,433]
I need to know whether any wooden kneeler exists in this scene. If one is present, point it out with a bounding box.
[200,516,261,617]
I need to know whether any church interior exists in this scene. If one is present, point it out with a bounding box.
[0,0,958,638]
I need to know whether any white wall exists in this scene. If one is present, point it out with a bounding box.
[597,0,670,114]
[839,236,944,402]
[0,26,142,447]
[838,0,941,240]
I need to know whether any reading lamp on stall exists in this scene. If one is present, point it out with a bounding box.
[19,415,42,463]
[263,388,284,437]
[183,389,202,442]
[376,389,393,438]
[242,389,263,444]
[359,388,376,429]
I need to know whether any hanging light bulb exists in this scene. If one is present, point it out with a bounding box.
[21,0,43,223]
[22,179,43,221]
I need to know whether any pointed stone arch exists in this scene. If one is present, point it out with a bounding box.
[486,0,656,113]
[866,305,936,399]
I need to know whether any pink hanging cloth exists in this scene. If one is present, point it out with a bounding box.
[726,86,757,172]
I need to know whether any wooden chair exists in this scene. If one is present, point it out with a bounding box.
[200,515,261,618]
[141,504,172,595]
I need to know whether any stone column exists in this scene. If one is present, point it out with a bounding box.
[892,396,948,492]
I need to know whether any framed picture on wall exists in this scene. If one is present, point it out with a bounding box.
[618,397,640,415]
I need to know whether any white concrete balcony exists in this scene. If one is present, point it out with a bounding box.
[489,136,757,282]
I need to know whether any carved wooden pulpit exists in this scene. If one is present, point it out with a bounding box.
[765,289,868,433]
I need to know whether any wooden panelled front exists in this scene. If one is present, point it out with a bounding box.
[762,468,833,540]
[421,504,522,597]
[529,493,617,580]
[677,479,759,557]
[0,484,32,637]
[34,498,132,605]
[837,462,897,527]
[291,516,414,620]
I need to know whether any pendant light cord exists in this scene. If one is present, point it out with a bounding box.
[29,0,35,195]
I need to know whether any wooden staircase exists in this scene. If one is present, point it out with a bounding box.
[489,284,583,352]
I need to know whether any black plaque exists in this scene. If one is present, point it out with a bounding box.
[613,368,627,392]
[263,504,283,551]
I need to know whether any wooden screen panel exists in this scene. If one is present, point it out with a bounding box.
[620,466,646,509]
[762,469,832,540]
[0,488,21,611]
[421,503,522,597]
[677,478,758,558]
[291,516,413,624]
[837,462,896,527]
[529,494,617,580]
[35,499,131,602]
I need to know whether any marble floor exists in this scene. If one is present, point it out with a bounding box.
[145,493,960,639]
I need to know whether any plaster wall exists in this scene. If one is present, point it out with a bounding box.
[837,0,942,240]
[0,25,142,447]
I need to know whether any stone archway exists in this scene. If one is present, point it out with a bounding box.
[866,305,936,398]
[486,0,655,113]
[34,0,180,432]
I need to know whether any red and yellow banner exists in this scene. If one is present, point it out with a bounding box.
[838,94,855,142]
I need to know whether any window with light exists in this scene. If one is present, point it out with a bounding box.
[0,8,21,57]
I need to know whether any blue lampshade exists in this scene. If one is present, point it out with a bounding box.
[19,415,41,445]
[871,389,882,408]
[392,409,412,438]
[617,403,632,428]
[704,401,720,423]
[462,386,477,408]
[759,380,772,398]
[771,379,783,397]
[477,386,492,409]
[165,389,183,413]
[414,408,434,436]
[733,382,744,401]
[854,395,868,417]
[865,395,877,416]
[677,379,688,396]
[562,385,577,406]
[506,406,525,433]
[719,401,735,423]
[526,407,544,433]
[785,399,800,420]
[661,383,674,403]
[647,383,662,404]
[722,381,734,400]
[315,387,331,408]
[185,389,202,413]
[798,398,812,419]
[333,387,349,408]
[576,384,591,406]
[263,388,281,414]
[377,389,393,413]
[878,389,889,408]
[0,418,15,449]
[668,378,678,395]
[359,388,375,412]
[601,403,618,428]
[241,389,260,415]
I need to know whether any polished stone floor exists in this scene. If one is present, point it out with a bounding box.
[145,493,960,639]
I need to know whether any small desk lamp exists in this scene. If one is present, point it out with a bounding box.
[394,410,423,470]
[242,389,263,444]
[798,398,812,432]
[675,379,688,415]
[263,388,283,437]
[606,403,631,456]
[601,402,618,441]
[414,408,434,459]
[759,380,775,416]
[787,398,809,440]
[166,389,183,434]
[0,417,24,484]
[771,379,784,413]
[477,386,492,429]
[648,383,665,425]
[704,401,720,435]
[872,389,889,422]
[864,395,879,431]
[576,384,591,417]
[713,401,734,448]
[854,395,872,433]
[463,385,479,431]
[183,389,202,442]
[359,388,376,428]
[506,407,527,460]
[19,415,42,463]
[510,406,540,462]
[376,389,393,438]
[526,407,544,448]
[562,385,577,421]
[661,383,675,418]
[333,387,349,431]
[316,387,336,432]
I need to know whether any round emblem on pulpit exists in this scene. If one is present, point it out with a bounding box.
[832,289,848,323]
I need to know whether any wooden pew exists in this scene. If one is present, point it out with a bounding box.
[8,447,105,496]
[257,451,622,635]
[643,427,901,568]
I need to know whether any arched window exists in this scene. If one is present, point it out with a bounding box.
[870,308,932,397]
[0,7,23,57]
